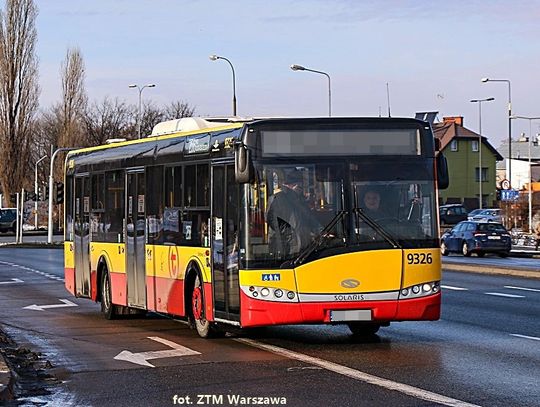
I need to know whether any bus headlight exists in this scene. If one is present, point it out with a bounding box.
[400,281,440,299]
[241,285,298,302]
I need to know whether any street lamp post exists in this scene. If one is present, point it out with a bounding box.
[290,64,332,117]
[481,78,512,186]
[34,155,47,230]
[209,55,237,116]
[510,115,540,232]
[129,83,156,139]
[470,97,495,209]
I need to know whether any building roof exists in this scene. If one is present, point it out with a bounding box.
[496,137,540,161]
[432,116,503,160]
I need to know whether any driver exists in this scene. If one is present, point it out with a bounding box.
[361,189,388,220]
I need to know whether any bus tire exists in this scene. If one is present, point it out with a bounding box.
[347,322,380,336]
[100,268,117,320]
[190,272,220,338]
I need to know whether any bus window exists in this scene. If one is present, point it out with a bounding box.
[183,164,210,246]
[184,164,209,207]
[103,171,124,243]
[147,166,164,245]
[91,173,105,242]
[65,175,74,241]
[164,166,182,245]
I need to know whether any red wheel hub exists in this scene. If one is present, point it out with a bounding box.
[192,286,203,320]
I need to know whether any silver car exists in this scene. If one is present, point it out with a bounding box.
[470,208,503,223]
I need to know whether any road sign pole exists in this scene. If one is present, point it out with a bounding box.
[48,147,77,244]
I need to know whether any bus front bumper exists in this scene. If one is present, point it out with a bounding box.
[239,291,440,328]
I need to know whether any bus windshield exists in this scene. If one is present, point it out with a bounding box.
[244,160,437,268]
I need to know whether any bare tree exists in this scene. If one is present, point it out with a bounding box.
[135,100,196,138]
[0,0,39,198]
[59,47,87,148]
[83,97,133,146]
[139,100,164,137]
[164,100,195,120]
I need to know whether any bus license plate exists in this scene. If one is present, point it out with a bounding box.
[330,310,372,322]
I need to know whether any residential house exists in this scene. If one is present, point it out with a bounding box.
[432,116,503,210]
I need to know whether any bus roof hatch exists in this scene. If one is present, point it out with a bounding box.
[150,117,225,137]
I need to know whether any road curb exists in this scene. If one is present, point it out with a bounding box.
[0,351,13,401]
[443,263,540,279]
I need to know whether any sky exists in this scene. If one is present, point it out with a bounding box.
[33,0,540,147]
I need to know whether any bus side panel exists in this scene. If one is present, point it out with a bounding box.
[145,245,156,312]
[150,246,211,317]
[64,242,76,295]
[92,242,128,306]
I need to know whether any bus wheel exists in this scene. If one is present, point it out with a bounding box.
[100,269,117,320]
[347,322,380,336]
[191,274,219,338]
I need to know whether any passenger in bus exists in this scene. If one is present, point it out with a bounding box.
[267,169,322,255]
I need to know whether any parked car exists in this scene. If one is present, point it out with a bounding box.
[440,220,511,257]
[439,204,468,225]
[0,208,17,233]
[466,209,484,220]
[469,208,503,223]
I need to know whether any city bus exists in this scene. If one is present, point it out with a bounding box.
[63,116,449,338]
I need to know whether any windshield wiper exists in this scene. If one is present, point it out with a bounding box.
[352,208,401,249]
[290,210,347,267]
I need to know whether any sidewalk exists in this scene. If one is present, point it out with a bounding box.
[0,345,13,402]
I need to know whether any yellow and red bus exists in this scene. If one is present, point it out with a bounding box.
[64,117,448,337]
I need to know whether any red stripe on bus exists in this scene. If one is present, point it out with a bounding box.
[204,282,214,322]
[91,270,98,301]
[64,268,75,295]
[396,293,441,320]
[110,272,127,306]
[149,277,185,315]
[239,291,440,327]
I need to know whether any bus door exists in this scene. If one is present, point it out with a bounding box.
[74,174,91,298]
[211,164,240,321]
[125,170,146,309]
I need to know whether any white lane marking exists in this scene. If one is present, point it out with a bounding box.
[504,285,540,293]
[23,299,78,311]
[0,260,64,282]
[485,292,525,298]
[0,278,23,285]
[235,338,481,407]
[441,285,468,291]
[510,334,540,342]
[114,336,200,368]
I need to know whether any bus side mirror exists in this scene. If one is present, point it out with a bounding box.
[235,143,253,183]
[436,153,449,190]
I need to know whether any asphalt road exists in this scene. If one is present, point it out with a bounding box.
[0,248,538,406]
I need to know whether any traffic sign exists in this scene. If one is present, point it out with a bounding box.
[500,179,511,190]
[500,189,519,201]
